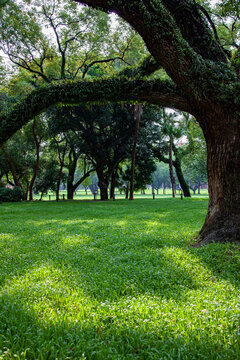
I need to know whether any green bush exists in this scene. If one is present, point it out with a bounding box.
[0,186,25,202]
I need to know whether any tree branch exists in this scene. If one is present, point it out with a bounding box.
[74,0,229,101]
[0,78,192,146]
[73,168,95,191]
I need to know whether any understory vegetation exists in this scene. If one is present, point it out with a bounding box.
[0,198,239,359]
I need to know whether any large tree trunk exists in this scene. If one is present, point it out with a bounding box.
[198,110,240,244]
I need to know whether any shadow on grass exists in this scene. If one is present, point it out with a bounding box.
[0,199,239,359]
[0,293,237,360]
[0,198,239,295]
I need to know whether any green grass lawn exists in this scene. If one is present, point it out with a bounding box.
[0,198,239,359]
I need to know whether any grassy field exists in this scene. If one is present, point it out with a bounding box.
[0,198,239,359]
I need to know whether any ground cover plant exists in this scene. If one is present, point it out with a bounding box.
[0,198,239,359]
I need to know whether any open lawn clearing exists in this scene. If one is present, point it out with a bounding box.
[0,198,239,359]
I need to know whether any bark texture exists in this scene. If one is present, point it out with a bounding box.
[198,109,240,244]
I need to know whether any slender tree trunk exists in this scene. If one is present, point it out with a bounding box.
[129,104,142,200]
[169,136,176,198]
[25,180,29,201]
[29,120,40,201]
[72,170,94,196]
[173,148,191,197]
[125,183,129,199]
[162,183,165,195]
[198,110,240,244]
[110,166,118,199]
[55,140,67,202]
[1,146,23,189]
[56,162,64,201]
[5,172,14,186]
[67,149,78,200]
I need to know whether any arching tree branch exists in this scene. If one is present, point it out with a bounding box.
[0,78,191,145]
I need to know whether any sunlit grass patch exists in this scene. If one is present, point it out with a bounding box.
[0,198,239,359]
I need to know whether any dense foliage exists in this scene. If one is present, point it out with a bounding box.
[0,186,24,202]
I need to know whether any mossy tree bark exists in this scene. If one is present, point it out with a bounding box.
[198,109,240,244]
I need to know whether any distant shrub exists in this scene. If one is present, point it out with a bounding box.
[0,186,25,202]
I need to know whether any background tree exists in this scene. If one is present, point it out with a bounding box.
[50,104,135,200]
[183,117,208,194]
[151,110,191,197]
[34,158,59,200]
[152,163,170,195]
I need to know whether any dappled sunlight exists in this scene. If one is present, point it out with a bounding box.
[1,263,96,324]
[0,233,14,241]
[1,258,239,359]
[61,234,92,246]
[28,218,95,227]
[0,199,239,359]
[115,220,128,227]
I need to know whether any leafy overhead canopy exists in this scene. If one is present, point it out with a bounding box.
[0,0,147,83]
